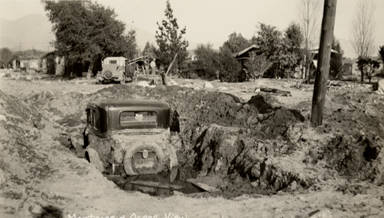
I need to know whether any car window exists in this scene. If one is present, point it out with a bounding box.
[93,108,100,130]
[109,60,117,64]
[120,111,157,128]
[87,108,99,130]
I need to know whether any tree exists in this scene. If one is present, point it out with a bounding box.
[251,23,301,78]
[284,23,304,78]
[357,57,380,83]
[379,46,384,63]
[352,0,375,60]
[0,48,13,68]
[142,42,157,58]
[43,0,137,77]
[222,32,251,54]
[299,0,321,82]
[285,23,304,48]
[252,24,282,59]
[155,0,188,75]
[192,44,220,80]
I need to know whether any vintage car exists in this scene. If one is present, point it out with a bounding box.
[97,57,129,84]
[97,56,151,84]
[83,100,178,177]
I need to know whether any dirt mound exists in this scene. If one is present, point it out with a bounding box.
[316,90,384,185]
[90,85,304,139]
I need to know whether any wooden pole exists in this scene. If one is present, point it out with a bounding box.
[165,53,178,76]
[310,0,337,127]
[160,53,178,86]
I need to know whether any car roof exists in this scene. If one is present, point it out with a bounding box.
[88,99,169,110]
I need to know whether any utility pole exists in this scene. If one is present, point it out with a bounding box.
[310,0,337,126]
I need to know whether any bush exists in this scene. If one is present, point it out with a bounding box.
[217,47,242,82]
[244,54,273,80]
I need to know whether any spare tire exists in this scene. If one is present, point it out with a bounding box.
[102,70,113,80]
[123,144,165,175]
[85,148,104,172]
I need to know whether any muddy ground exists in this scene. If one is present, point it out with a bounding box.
[0,70,384,217]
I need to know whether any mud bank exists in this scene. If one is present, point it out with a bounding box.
[23,84,384,195]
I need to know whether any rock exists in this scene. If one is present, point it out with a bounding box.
[203,81,214,89]
[0,114,6,122]
[375,79,384,94]
[168,79,178,86]
[29,204,42,215]
[25,75,33,81]
[308,209,332,218]
[137,81,150,87]
[0,169,6,186]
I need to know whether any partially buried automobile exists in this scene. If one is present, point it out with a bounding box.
[83,100,179,177]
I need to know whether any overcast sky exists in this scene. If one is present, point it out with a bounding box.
[1,0,383,58]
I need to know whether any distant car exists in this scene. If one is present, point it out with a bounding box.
[97,56,151,84]
[83,100,178,177]
[97,57,131,84]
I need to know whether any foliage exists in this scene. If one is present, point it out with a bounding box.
[244,53,272,80]
[251,23,302,78]
[0,48,13,67]
[191,44,220,80]
[379,46,384,63]
[221,32,251,54]
[155,0,188,74]
[357,56,380,83]
[330,39,344,79]
[285,23,304,48]
[217,47,242,82]
[142,42,157,59]
[217,32,251,82]
[43,0,137,76]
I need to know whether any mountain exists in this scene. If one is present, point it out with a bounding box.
[0,14,55,52]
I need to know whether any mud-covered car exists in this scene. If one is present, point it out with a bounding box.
[97,57,130,84]
[83,100,178,177]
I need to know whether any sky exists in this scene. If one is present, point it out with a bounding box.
[0,0,383,58]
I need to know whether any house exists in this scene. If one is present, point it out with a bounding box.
[309,48,340,68]
[11,49,46,72]
[40,52,65,75]
[233,44,262,63]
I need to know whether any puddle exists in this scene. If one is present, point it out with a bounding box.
[105,173,205,196]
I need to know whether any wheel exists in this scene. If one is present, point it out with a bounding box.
[85,148,104,172]
[123,144,165,175]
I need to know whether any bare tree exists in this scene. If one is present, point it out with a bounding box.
[352,0,375,58]
[299,0,321,82]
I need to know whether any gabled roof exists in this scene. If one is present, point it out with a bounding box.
[234,44,261,58]
[309,48,340,54]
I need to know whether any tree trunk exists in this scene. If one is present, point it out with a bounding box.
[311,0,337,127]
[160,71,168,86]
